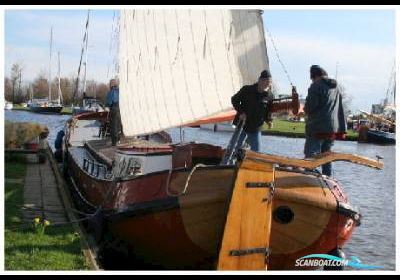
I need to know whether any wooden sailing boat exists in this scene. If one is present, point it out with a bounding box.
[30,27,63,114]
[360,65,396,144]
[63,9,383,270]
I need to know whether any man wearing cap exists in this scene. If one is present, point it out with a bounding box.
[231,70,274,152]
[304,65,347,176]
[106,79,123,146]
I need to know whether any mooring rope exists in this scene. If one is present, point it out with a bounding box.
[165,164,209,197]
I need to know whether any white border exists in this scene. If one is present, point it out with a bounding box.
[1,4,399,275]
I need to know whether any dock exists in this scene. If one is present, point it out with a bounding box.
[22,154,68,224]
[5,144,100,270]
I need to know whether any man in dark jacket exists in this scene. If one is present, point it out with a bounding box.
[304,65,347,176]
[231,70,274,152]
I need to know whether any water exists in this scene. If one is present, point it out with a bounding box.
[4,110,396,270]
[168,127,396,271]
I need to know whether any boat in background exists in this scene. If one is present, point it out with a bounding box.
[29,28,63,114]
[5,101,13,110]
[71,11,106,116]
[362,64,396,144]
[73,96,105,115]
[63,10,383,270]
[200,120,235,132]
[366,128,395,145]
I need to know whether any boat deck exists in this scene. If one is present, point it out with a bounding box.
[69,119,104,146]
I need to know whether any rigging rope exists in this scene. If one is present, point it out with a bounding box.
[72,11,90,104]
[264,25,294,87]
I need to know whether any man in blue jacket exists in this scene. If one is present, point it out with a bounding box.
[304,65,347,176]
[106,79,122,146]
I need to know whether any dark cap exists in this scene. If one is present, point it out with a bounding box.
[259,70,272,79]
[310,65,328,78]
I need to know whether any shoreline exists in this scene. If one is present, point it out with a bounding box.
[261,119,359,142]
[11,106,73,115]
[261,130,359,141]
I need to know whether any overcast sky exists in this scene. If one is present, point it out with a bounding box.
[4,8,397,112]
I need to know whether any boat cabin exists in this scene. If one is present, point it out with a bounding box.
[85,139,225,180]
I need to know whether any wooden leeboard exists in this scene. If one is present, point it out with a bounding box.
[217,159,274,270]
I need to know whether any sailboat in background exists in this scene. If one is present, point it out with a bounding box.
[29,27,63,114]
[362,63,396,144]
[63,10,382,270]
[72,10,106,115]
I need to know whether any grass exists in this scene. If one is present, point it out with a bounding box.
[262,119,359,141]
[61,106,73,114]
[4,156,89,270]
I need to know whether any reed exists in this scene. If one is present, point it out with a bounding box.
[5,121,48,149]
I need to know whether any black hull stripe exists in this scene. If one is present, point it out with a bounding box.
[105,197,180,223]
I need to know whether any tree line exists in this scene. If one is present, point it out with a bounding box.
[4,63,110,105]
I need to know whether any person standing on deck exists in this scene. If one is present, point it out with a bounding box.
[304,65,347,176]
[231,70,274,152]
[106,79,123,146]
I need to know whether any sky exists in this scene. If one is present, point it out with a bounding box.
[5,9,118,84]
[4,8,397,112]
[262,9,396,112]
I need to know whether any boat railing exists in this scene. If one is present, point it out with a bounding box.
[244,150,384,170]
[83,158,112,179]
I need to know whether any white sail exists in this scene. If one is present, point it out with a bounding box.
[119,9,269,136]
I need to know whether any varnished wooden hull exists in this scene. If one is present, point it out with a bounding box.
[65,112,360,270]
[66,149,358,270]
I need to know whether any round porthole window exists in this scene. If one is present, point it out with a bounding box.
[273,206,294,224]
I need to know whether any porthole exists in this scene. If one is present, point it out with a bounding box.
[273,206,294,224]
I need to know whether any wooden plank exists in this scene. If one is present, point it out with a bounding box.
[217,159,274,270]
[45,144,101,270]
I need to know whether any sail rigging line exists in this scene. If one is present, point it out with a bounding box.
[152,10,172,126]
[83,10,90,94]
[175,10,196,121]
[203,10,224,112]
[188,10,209,116]
[162,10,184,125]
[385,61,396,104]
[264,24,294,87]
[72,11,90,104]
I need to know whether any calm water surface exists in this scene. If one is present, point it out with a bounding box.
[5,110,396,270]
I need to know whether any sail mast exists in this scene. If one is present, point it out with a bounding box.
[83,10,90,95]
[72,10,90,105]
[57,51,63,105]
[48,27,53,102]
